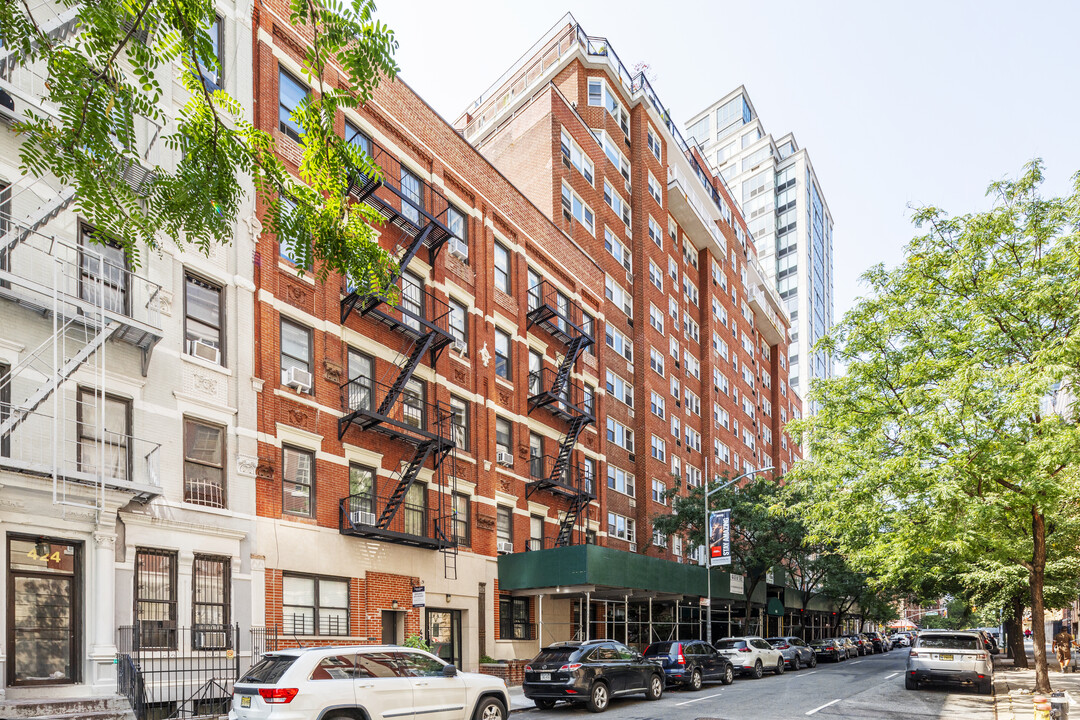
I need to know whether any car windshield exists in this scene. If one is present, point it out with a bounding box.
[916,635,980,650]
[533,648,578,664]
[715,640,746,650]
[239,655,297,684]
[642,643,675,657]
[765,638,786,644]
[810,639,829,646]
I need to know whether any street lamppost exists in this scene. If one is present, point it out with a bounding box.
[705,465,774,646]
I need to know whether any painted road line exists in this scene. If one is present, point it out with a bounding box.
[806,699,841,715]
[848,660,863,665]
[674,692,723,707]
[884,672,900,679]
[801,670,819,676]
[1067,692,1076,706]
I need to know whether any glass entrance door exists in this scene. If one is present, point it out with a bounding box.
[7,535,81,686]
[426,608,461,669]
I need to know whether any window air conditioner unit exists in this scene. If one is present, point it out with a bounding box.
[188,339,220,364]
[626,270,634,284]
[627,408,634,419]
[448,237,469,262]
[452,340,467,354]
[629,542,638,552]
[284,367,313,393]
[497,540,514,554]
[628,498,636,508]
[350,510,376,526]
[496,451,514,467]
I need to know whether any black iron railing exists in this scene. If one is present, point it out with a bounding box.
[528,367,595,420]
[340,491,450,548]
[526,279,593,346]
[527,454,595,498]
[340,375,454,443]
[343,275,453,349]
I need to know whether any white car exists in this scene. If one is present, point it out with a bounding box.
[890,633,911,647]
[906,630,993,695]
[229,645,510,720]
[715,636,785,679]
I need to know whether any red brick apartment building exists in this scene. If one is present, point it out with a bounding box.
[251,7,807,668]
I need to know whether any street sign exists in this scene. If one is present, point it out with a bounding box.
[700,597,710,606]
[412,585,426,607]
[730,573,745,595]
[709,509,731,567]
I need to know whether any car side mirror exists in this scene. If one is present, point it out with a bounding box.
[442,664,457,677]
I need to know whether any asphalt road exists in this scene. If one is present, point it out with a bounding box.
[513,648,995,720]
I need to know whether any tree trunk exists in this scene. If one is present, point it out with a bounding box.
[1009,595,1028,668]
[1029,507,1050,693]
[743,578,759,635]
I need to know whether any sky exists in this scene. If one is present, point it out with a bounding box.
[378,0,1080,321]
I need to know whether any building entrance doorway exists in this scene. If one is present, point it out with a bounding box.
[426,608,461,669]
[7,535,82,686]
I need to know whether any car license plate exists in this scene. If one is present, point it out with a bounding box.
[240,696,251,708]
[540,672,552,681]
[940,654,954,661]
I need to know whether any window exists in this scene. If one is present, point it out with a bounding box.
[449,299,467,345]
[282,446,314,516]
[669,256,678,282]
[669,296,679,321]
[650,435,666,461]
[561,183,595,233]
[500,596,531,640]
[560,129,594,184]
[280,318,312,391]
[683,276,699,307]
[649,348,665,376]
[77,387,130,480]
[605,275,632,317]
[526,267,542,311]
[447,205,468,260]
[197,14,224,90]
[135,549,178,649]
[605,370,634,407]
[450,396,469,451]
[671,416,680,439]
[184,419,226,508]
[495,417,512,455]
[671,454,681,479]
[529,432,543,478]
[605,325,633,362]
[673,535,682,556]
[649,217,663,248]
[399,167,422,226]
[686,427,701,453]
[715,440,731,464]
[650,391,666,418]
[494,329,511,380]
[649,260,663,290]
[192,555,230,645]
[649,303,664,333]
[647,172,662,205]
[497,506,513,546]
[347,348,373,410]
[683,313,700,343]
[453,493,470,546]
[529,515,544,552]
[647,125,661,161]
[348,464,375,517]
[528,349,543,395]
[651,478,666,504]
[607,512,635,542]
[685,389,701,415]
[606,465,635,495]
[670,336,680,360]
[282,574,349,635]
[653,527,667,547]
[493,242,511,293]
[592,128,630,179]
[603,180,631,227]
[606,418,634,451]
[278,68,308,142]
[685,354,701,380]
[604,228,631,271]
[717,406,730,429]
[79,223,128,315]
[184,274,224,364]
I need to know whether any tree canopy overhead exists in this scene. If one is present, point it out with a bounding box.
[791,161,1080,692]
[1,0,399,290]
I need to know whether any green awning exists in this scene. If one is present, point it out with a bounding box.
[767,597,785,616]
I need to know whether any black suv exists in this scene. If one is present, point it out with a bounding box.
[866,631,889,653]
[523,640,665,712]
[642,640,735,690]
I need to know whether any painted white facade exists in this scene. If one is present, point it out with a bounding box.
[686,87,834,404]
[0,0,258,704]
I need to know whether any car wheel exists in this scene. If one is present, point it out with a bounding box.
[978,679,993,696]
[905,675,918,691]
[689,668,702,691]
[791,655,801,671]
[586,681,609,713]
[534,699,557,710]
[833,651,840,662]
[722,664,734,685]
[775,658,785,675]
[752,660,764,679]
[475,697,506,720]
[646,674,663,701]
[810,653,818,668]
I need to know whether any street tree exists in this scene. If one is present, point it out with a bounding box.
[651,475,805,634]
[790,161,1080,693]
[0,0,399,290]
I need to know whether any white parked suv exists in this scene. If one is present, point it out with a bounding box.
[715,636,785,679]
[906,630,993,695]
[229,645,510,720]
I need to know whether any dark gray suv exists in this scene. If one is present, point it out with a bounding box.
[523,640,665,712]
[766,637,818,670]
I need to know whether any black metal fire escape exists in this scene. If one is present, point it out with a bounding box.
[337,136,457,550]
[525,279,596,547]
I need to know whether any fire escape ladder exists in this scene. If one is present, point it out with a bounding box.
[340,224,434,324]
[555,493,590,548]
[548,414,590,486]
[0,188,77,260]
[375,333,435,418]
[375,439,439,530]
[549,335,588,398]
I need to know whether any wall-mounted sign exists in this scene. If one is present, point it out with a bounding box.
[730,573,745,596]
[412,585,425,608]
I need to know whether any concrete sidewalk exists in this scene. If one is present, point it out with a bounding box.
[506,684,536,713]
[993,643,1080,720]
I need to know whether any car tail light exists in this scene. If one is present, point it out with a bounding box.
[909,651,919,658]
[777,643,790,649]
[258,688,298,704]
[738,647,751,653]
[677,645,686,665]
[525,665,533,672]
[560,663,583,671]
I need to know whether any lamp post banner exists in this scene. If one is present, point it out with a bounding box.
[709,509,731,566]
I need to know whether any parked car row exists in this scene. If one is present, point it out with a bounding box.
[523,632,895,713]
